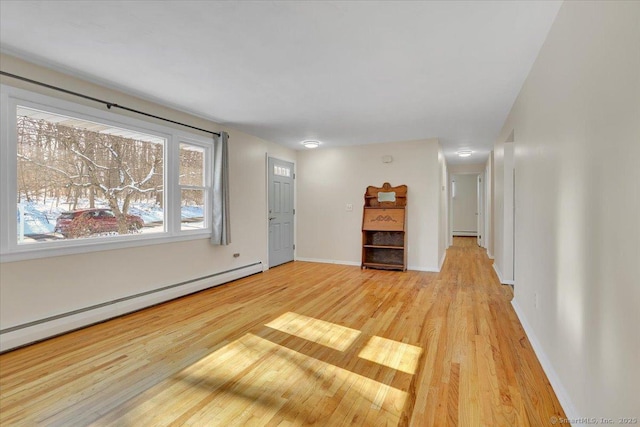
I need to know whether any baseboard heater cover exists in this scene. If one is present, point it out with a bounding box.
[0,262,263,352]
[452,231,478,237]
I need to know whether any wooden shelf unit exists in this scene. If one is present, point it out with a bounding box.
[361,183,407,271]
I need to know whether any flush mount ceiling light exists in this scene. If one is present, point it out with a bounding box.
[457,150,473,157]
[302,140,320,149]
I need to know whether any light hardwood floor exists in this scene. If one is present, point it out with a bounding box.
[0,238,565,426]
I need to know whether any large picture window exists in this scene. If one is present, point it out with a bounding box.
[16,106,166,243]
[1,85,213,261]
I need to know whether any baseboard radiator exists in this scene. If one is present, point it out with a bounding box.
[453,231,478,237]
[0,262,263,352]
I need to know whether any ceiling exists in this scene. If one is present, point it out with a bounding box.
[0,1,561,165]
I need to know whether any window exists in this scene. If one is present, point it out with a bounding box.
[274,165,291,177]
[16,106,165,243]
[179,143,207,231]
[1,85,213,261]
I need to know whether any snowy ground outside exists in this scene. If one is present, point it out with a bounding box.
[17,198,204,244]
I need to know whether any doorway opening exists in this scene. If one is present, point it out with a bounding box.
[450,173,482,242]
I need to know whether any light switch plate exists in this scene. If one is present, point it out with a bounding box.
[346,203,353,212]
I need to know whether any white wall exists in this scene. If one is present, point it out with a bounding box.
[0,54,296,349]
[448,163,485,175]
[296,139,442,271]
[451,174,478,235]
[493,1,640,420]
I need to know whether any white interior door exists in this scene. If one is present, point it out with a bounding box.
[477,173,484,246]
[268,157,294,268]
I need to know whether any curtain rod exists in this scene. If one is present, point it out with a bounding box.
[0,70,221,137]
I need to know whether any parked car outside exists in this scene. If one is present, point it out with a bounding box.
[55,208,144,238]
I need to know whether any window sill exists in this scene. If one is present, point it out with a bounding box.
[1,231,213,263]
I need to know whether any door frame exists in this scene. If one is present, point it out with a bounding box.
[265,154,296,270]
[477,172,485,247]
[449,172,481,240]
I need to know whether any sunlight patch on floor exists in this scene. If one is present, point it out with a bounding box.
[265,311,361,351]
[96,333,407,426]
[358,335,422,374]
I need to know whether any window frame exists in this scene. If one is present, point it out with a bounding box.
[177,142,210,232]
[1,84,214,262]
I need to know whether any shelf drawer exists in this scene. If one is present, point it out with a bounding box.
[362,208,405,231]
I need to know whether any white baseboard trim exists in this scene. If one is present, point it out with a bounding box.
[511,300,579,423]
[439,252,447,270]
[295,257,360,267]
[295,258,438,272]
[0,262,263,352]
[453,231,478,237]
[487,250,494,259]
[408,265,440,272]
[492,263,514,285]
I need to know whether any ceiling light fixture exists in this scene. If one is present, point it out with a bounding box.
[457,150,473,157]
[302,140,320,149]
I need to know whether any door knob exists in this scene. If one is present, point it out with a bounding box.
[269,217,276,220]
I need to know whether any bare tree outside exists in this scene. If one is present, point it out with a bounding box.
[17,107,165,239]
[179,143,206,230]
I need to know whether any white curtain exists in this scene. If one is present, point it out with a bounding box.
[211,131,230,245]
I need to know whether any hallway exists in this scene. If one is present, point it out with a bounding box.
[411,237,564,425]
